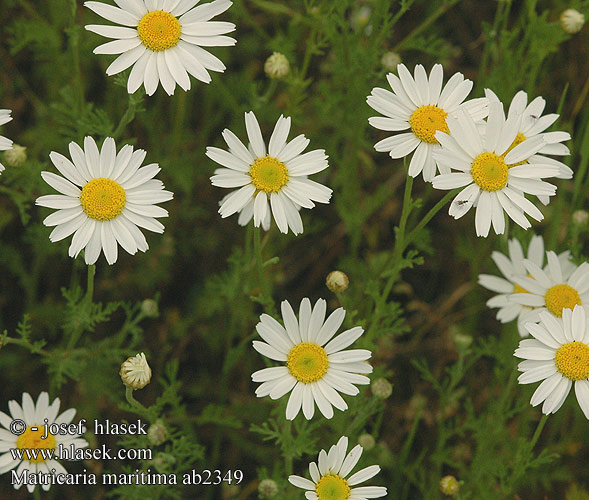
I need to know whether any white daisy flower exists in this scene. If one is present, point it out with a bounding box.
[515,305,589,418]
[487,89,573,205]
[36,136,173,265]
[431,96,564,237]
[251,298,372,420]
[208,112,332,235]
[479,235,576,336]
[0,108,14,174]
[0,392,88,493]
[85,0,236,96]
[366,63,488,182]
[288,436,387,500]
[510,251,589,319]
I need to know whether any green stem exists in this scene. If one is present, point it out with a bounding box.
[66,265,95,350]
[529,414,548,451]
[3,337,49,356]
[253,226,275,314]
[112,95,138,139]
[85,264,96,304]
[404,189,457,248]
[125,386,148,412]
[33,486,42,500]
[393,0,463,51]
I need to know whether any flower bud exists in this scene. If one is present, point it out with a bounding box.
[358,433,376,450]
[440,475,460,496]
[326,270,349,292]
[152,452,176,472]
[148,420,168,446]
[264,52,290,79]
[258,478,279,498]
[4,144,26,167]
[572,209,588,226]
[350,5,371,31]
[120,352,152,390]
[381,52,402,72]
[141,298,159,318]
[371,378,393,399]
[560,9,585,34]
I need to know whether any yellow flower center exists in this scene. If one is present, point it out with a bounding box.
[137,10,181,52]
[544,284,582,318]
[249,156,289,193]
[287,342,329,383]
[16,427,57,464]
[80,178,126,221]
[502,132,528,167]
[471,152,508,191]
[409,105,449,144]
[555,342,589,381]
[315,474,351,500]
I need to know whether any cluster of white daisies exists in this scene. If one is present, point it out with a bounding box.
[479,234,589,418]
[367,63,573,237]
[0,0,583,497]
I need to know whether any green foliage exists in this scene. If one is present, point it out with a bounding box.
[0,0,587,499]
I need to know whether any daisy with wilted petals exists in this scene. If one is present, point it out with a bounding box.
[488,89,573,205]
[288,436,387,500]
[0,109,14,173]
[251,298,371,420]
[431,95,564,237]
[36,136,173,265]
[366,63,488,181]
[479,235,576,336]
[209,112,332,235]
[0,392,88,493]
[85,0,235,96]
[515,305,589,418]
[510,251,589,320]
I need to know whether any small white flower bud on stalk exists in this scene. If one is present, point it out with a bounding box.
[371,378,393,399]
[120,352,152,389]
[264,52,290,79]
[560,9,585,34]
[326,270,349,292]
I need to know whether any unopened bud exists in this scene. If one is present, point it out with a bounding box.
[258,478,279,498]
[381,52,402,72]
[326,270,349,292]
[264,52,290,80]
[4,144,26,167]
[148,420,168,446]
[371,378,393,399]
[440,475,460,496]
[152,452,176,472]
[572,209,588,226]
[560,9,585,34]
[141,298,159,318]
[120,352,151,390]
[358,433,376,450]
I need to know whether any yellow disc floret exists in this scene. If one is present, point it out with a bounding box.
[409,105,449,144]
[80,178,126,221]
[249,156,289,193]
[503,132,528,167]
[16,427,57,464]
[315,474,351,500]
[555,342,589,381]
[287,342,329,383]
[471,152,509,191]
[545,284,582,317]
[137,10,181,52]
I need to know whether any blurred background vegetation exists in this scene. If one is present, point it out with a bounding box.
[0,0,588,498]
